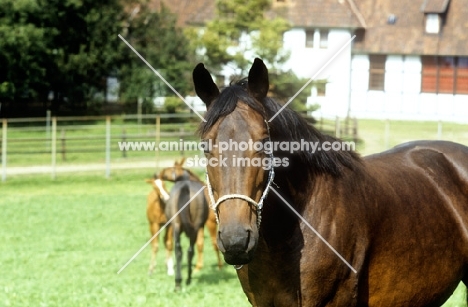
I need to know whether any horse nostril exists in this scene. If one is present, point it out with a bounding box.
[244,230,251,250]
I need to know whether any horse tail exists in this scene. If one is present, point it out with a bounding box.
[177,182,193,231]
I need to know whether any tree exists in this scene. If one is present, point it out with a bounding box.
[0,0,127,116]
[0,0,193,117]
[118,3,192,114]
[189,0,317,113]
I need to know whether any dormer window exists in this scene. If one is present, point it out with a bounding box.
[425,13,440,34]
[421,0,450,34]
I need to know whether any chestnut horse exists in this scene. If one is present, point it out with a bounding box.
[158,159,223,271]
[193,58,468,306]
[145,178,173,275]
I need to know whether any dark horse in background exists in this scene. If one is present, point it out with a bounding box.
[158,159,223,271]
[161,162,209,290]
[193,58,468,306]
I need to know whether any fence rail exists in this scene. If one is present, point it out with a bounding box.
[0,114,355,181]
[0,114,204,181]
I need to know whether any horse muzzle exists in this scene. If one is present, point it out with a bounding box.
[217,226,258,265]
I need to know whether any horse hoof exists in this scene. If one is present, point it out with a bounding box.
[167,268,174,276]
[186,279,191,286]
[174,284,182,292]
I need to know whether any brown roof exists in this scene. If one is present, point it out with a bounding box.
[421,0,451,13]
[352,0,468,56]
[149,0,215,27]
[269,0,364,29]
[150,0,364,28]
[146,0,468,57]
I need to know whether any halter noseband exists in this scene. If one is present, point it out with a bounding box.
[205,120,275,228]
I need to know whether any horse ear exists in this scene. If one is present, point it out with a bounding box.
[193,63,220,108]
[179,157,186,166]
[248,58,269,101]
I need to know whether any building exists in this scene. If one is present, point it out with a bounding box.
[152,0,468,123]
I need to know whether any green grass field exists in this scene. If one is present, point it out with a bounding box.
[2,118,468,306]
[0,171,250,307]
[1,170,467,306]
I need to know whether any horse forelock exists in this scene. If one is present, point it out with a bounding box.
[198,82,265,137]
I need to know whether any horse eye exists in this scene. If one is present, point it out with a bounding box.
[200,139,211,154]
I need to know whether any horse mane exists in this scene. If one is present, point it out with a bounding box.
[198,79,361,177]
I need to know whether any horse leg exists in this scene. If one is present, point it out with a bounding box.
[207,211,223,270]
[164,224,174,276]
[194,228,204,272]
[186,234,197,285]
[148,222,159,275]
[174,226,183,291]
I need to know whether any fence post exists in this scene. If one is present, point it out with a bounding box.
[384,119,390,149]
[51,117,57,179]
[352,117,358,144]
[46,110,51,150]
[180,127,184,156]
[2,119,7,182]
[155,115,160,168]
[105,116,111,179]
[121,129,127,158]
[61,129,66,162]
[437,120,442,139]
[335,117,341,138]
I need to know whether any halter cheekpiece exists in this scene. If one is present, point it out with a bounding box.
[205,120,275,228]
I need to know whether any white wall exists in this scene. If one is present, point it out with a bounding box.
[283,28,353,118]
[349,54,468,123]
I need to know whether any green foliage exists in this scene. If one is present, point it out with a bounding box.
[0,0,193,117]
[192,0,289,74]
[0,0,125,115]
[269,70,319,113]
[189,0,315,113]
[163,96,185,114]
[118,4,192,110]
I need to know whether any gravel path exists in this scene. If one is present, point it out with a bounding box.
[2,159,178,176]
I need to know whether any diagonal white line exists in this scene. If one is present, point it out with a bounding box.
[117,185,206,274]
[268,35,356,122]
[118,34,207,122]
[270,187,357,273]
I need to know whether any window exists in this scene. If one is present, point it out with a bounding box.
[438,57,455,93]
[305,30,314,48]
[421,56,438,93]
[421,56,468,94]
[425,14,440,34]
[368,55,386,91]
[319,30,329,49]
[314,81,326,97]
[457,58,468,94]
[305,29,328,49]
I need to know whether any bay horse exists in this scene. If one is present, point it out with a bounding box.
[163,169,209,290]
[193,58,468,306]
[145,177,174,276]
[158,158,223,271]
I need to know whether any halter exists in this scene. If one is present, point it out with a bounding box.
[205,120,275,228]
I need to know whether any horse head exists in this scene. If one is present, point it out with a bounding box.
[158,158,192,182]
[193,58,274,265]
